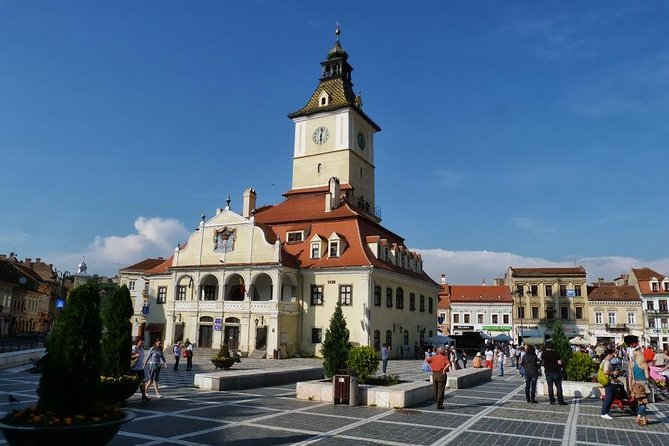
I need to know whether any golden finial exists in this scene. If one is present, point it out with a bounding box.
[335,21,341,41]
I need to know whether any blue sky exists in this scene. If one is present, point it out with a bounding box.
[1,1,668,283]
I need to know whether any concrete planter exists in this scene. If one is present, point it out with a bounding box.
[537,379,602,398]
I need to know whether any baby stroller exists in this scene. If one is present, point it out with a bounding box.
[601,380,638,414]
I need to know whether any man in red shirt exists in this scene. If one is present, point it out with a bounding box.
[425,346,451,409]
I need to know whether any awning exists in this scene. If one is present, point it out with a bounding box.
[522,337,545,345]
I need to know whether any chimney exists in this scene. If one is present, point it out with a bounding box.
[24,257,31,264]
[482,278,486,286]
[242,188,257,218]
[325,177,340,212]
[36,257,41,263]
[440,274,446,285]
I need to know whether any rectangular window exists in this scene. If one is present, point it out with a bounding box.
[545,285,552,296]
[374,286,381,306]
[477,313,484,324]
[546,306,554,320]
[129,281,136,291]
[329,241,339,257]
[647,301,655,311]
[339,285,352,306]
[628,312,636,324]
[428,297,434,314]
[608,312,616,325]
[595,312,603,324]
[492,314,499,324]
[176,286,187,301]
[665,282,669,292]
[649,318,656,329]
[396,292,404,310]
[652,282,659,292]
[503,314,510,324]
[559,285,567,296]
[310,285,324,305]
[464,313,470,323]
[386,288,393,308]
[561,306,568,320]
[575,307,583,320]
[157,286,167,304]
[517,307,525,319]
[530,285,538,296]
[532,306,539,319]
[574,285,582,297]
[453,313,460,324]
[516,284,523,295]
[660,300,668,312]
[409,293,416,311]
[287,231,304,242]
[203,285,217,301]
[419,295,425,312]
[311,328,323,343]
[311,242,320,259]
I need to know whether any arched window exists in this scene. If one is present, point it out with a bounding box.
[385,330,392,349]
[373,330,380,350]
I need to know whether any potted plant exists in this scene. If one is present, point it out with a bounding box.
[0,283,134,446]
[211,343,241,370]
[100,285,140,405]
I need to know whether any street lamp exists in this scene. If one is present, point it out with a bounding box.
[511,287,524,344]
[650,310,660,347]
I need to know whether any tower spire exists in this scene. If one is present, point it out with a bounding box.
[335,21,341,42]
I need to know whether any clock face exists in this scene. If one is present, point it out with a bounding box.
[357,132,366,150]
[312,126,329,144]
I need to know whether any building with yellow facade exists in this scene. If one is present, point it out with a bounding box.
[122,29,440,358]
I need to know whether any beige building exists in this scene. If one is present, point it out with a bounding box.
[626,268,669,350]
[127,30,439,358]
[587,283,643,345]
[505,267,589,343]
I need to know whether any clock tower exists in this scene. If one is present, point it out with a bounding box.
[288,26,381,219]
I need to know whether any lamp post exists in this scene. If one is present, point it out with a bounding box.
[650,310,660,347]
[511,287,524,344]
[51,269,71,320]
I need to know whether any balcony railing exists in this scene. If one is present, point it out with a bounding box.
[605,323,628,332]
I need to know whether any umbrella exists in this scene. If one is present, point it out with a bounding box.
[479,332,493,340]
[425,334,454,346]
[492,334,512,342]
[569,336,589,345]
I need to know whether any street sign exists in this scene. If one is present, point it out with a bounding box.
[56,299,65,309]
[567,290,576,297]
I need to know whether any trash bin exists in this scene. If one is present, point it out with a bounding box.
[273,349,279,359]
[332,374,358,406]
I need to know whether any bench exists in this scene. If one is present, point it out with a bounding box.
[446,367,492,389]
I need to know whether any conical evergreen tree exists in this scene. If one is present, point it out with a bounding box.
[37,283,102,416]
[101,285,134,378]
[321,300,351,378]
[550,320,572,369]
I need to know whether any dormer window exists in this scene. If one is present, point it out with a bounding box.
[664,278,669,291]
[310,234,326,259]
[651,278,659,292]
[287,231,304,243]
[328,232,347,258]
[318,91,329,107]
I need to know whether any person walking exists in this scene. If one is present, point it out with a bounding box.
[542,342,567,405]
[521,345,540,403]
[497,348,505,377]
[172,341,182,371]
[185,339,194,371]
[130,337,150,402]
[600,349,619,419]
[381,343,390,373]
[461,349,467,368]
[143,339,167,398]
[629,349,650,425]
[425,346,451,409]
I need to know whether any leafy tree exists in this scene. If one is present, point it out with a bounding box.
[101,285,134,378]
[38,283,103,416]
[346,346,379,383]
[321,300,351,378]
[550,320,572,369]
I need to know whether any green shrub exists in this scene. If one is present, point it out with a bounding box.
[101,285,133,378]
[565,351,596,382]
[38,283,103,416]
[550,320,573,367]
[321,301,351,378]
[346,346,379,383]
[365,374,401,386]
[217,343,231,358]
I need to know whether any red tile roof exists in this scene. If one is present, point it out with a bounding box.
[588,285,641,302]
[439,285,513,305]
[509,267,586,277]
[255,193,436,286]
[145,256,174,275]
[119,258,166,273]
[631,267,669,295]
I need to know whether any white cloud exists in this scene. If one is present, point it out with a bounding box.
[51,217,189,277]
[417,248,669,285]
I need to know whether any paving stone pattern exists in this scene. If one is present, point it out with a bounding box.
[0,357,667,445]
